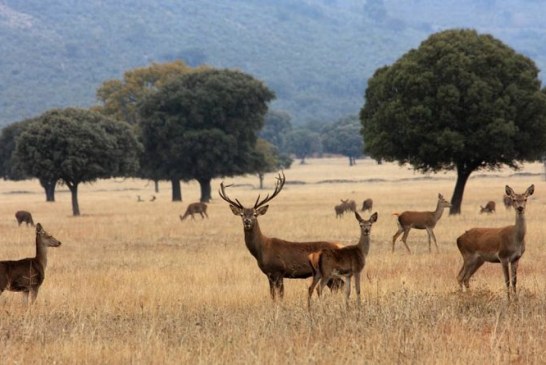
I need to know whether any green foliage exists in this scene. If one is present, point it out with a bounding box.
[15,108,141,214]
[95,60,207,124]
[285,128,322,163]
[0,119,32,180]
[139,68,275,200]
[361,29,546,213]
[321,115,364,164]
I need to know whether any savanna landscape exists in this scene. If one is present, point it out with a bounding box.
[1,157,545,364]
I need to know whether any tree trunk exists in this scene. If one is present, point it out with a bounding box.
[40,178,56,202]
[154,180,159,193]
[449,165,473,215]
[67,182,80,216]
[198,177,212,202]
[258,173,264,189]
[171,178,182,201]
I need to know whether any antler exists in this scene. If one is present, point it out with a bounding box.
[254,171,286,209]
[218,181,244,209]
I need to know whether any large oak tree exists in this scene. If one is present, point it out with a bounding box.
[16,108,141,216]
[139,68,275,202]
[361,29,546,214]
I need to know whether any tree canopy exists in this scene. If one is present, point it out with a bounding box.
[322,115,364,165]
[16,108,141,215]
[285,128,322,164]
[361,28,546,214]
[139,68,275,202]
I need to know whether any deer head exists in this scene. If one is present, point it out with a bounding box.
[219,172,286,230]
[506,184,534,214]
[36,223,62,247]
[355,211,378,236]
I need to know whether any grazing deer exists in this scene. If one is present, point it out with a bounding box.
[480,201,496,214]
[219,172,344,300]
[361,198,373,212]
[503,194,512,210]
[15,210,34,227]
[0,223,62,304]
[334,199,356,218]
[392,194,451,253]
[456,185,534,298]
[180,202,209,221]
[308,211,378,308]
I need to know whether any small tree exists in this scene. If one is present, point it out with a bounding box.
[16,108,141,216]
[322,115,364,166]
[361,29,546,214]
[285,128,322,164]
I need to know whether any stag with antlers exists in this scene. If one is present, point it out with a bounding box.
[219,172,344,300]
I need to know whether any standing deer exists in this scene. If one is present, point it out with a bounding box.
[180,202,208,221]
[0,223,62,304]
[361,198,373,212]
[392,194,451,253]
[503,194,512,210]
[334,199,356,218]
[219,172,344,300]
[15,210,34,227]
[308,211,378,308]
[480,201,496,214]
[456,185,534,298]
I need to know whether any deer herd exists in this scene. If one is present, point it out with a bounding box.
[0,171,537,307]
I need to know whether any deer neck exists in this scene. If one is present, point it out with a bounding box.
[244,220,265,260]
[35,236,48,269]
[514,211,526,244]
[433,201,446,223]
[358,234,371,256]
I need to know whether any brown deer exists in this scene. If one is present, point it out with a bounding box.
[219,172,344,300]
[456,185,534,298]
[361,198,373,212]
[392,194,451,253]
[308,211,378,308]
[480,201,496,214]
[0,223,62,304]
[334,199,356,218]
[503,194,512,209]
[180,202,208,221]
[15,210,34,227]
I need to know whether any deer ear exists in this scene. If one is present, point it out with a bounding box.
[256,205,269,216]
[229,205,242,216]
[370,212,378,223]
[354,211,362,221]
[35,223,43,233]
[526,184,535,196]
[505,185,514,197]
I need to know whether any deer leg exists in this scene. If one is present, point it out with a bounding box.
[354,272,361,306]
[462,257,484,289]
[392,226,404,252]
[267,276,276,300]
[426,228,439,252]
[344,276,351,303]
[308,274,321,308]
[401,229,412,254]
[277,279,284,299]
[510,259,519,293]
[204,211,209,218]
[29,286,39,304]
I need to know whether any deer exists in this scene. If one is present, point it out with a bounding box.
[392,193,451,253]
[308,211,378,308]
[334,199,356,218]
[456,185,534,298]
[180,202,208,221]
[15,210,35,227]
[361,198,373,212]
[0,223,62,304]
[219,172,344,300]
[503,194,512,210]
[480,201,496,214]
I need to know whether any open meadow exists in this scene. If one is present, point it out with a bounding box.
[1,158,546,364]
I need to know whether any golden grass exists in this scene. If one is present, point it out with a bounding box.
[1,158,545,364]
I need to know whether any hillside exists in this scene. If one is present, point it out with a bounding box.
[1,0,546,127]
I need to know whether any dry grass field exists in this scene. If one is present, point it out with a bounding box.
[1,158,546,364]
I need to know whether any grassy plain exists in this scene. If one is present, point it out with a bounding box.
[1,158,545,364]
